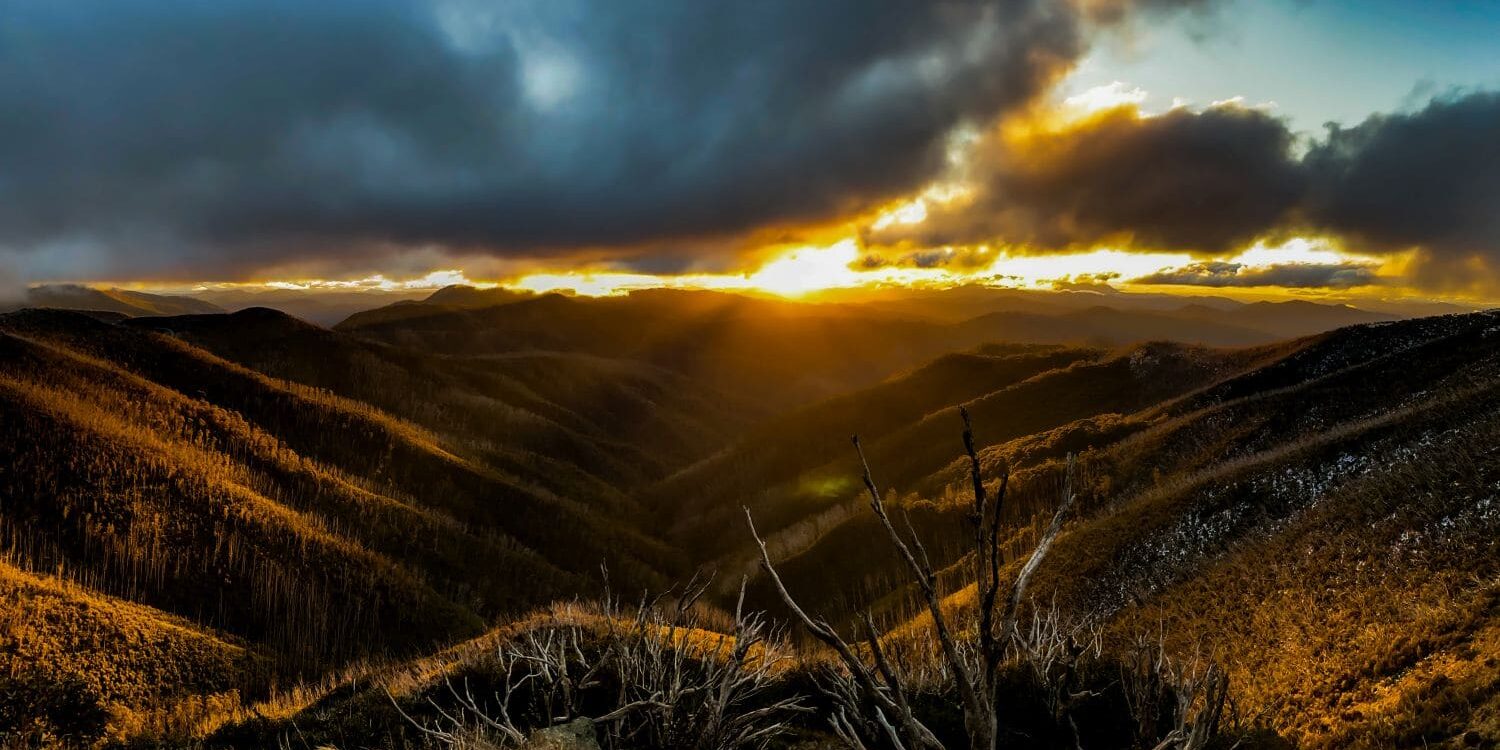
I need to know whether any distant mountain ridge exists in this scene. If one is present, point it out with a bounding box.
[14,282,1425,344]
[335,287,1400,410]
[17,284,224,316]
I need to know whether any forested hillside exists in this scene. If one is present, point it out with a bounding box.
[0,308,751,742]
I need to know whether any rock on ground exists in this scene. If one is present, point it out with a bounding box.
[524,717,600,750]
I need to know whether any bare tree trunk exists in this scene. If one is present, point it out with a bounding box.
[745,411,1080,750]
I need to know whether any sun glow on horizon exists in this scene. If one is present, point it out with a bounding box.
[742,239,864,295]
[509,239,878,297]
[501,236,1398,300]
[119,235,1407,303]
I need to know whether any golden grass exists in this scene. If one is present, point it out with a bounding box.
[0,560,267,745]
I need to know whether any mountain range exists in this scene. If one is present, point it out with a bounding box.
[2,287,1497,748]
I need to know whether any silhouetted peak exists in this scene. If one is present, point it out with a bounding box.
[23,283,223,316]
[120,306,320,340]
[222,306,324,335]
[0,306,129,328]
[230,305,302,322]
[423,284,535,309]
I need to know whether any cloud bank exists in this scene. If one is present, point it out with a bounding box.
[1,0,1135,279]
[1302,92,1500,290]
[1131,261,1380,289]
[891,104,1306,254]
[4,0,1495,294]
[875,90,1500,292]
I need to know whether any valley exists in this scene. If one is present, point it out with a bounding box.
[2,287,1497,748]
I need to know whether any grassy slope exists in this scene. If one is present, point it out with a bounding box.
[646,345,1103,553]
[140,308,756,494]
[861,311,1500,747]
[0,560,271,744]
[0,329,490,662]
[2,311,677,587]
[714,340,1268,619]
[0,309,723,742]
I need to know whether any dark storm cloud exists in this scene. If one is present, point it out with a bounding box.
[884,104,1308,254]
[0,0,1142,279]
[881,88,1500,292]
[1302,91,1500,287]
[26,0,1489,289]
[1131,261,1379,288]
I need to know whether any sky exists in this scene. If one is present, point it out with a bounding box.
[1072,0,1500,132]
[2,0,1499,301]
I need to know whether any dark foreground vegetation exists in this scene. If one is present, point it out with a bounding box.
[2,290,1498,748]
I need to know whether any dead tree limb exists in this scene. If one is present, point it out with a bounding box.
[745,507,944,750]
[853,434,994,750]
[963,406,1009,682]
[745,413,1081,750]
[1003,452,1077,640]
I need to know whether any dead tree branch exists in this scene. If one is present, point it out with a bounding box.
[1003,452,1078,639]
[746,412,1082,750]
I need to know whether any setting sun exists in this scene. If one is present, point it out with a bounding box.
[742,240,863,296]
